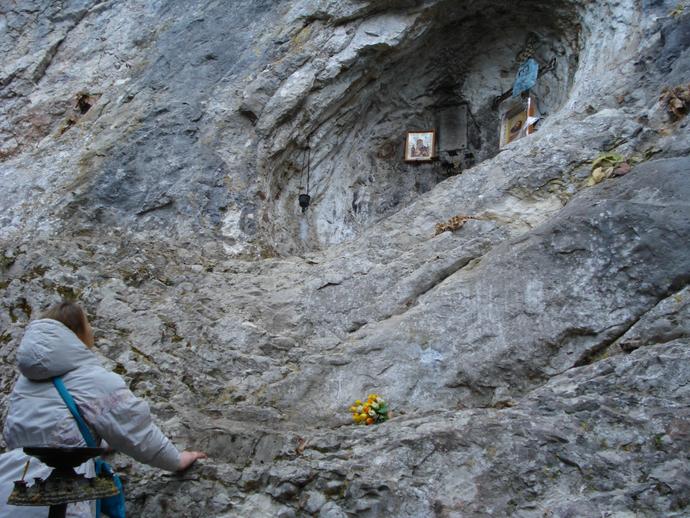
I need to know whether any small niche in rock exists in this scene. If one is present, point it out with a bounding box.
[57,117,77,136]
[434,102,481,171]
[262,0,580,253]
[57,92,102,136]
[75,92,101,115]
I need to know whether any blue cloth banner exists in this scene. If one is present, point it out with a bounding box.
[512,58,539,97]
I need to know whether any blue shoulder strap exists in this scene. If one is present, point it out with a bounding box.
[52,376,97,448]
[53,376,108,518]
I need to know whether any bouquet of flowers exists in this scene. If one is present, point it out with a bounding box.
[350,394,389,425]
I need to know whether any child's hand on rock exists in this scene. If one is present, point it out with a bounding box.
[178,451,207,471]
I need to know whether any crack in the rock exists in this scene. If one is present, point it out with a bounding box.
[411,444,438,476]
[31,36,67,83]
[492,284,690,409]
[571,321,642,369]
[400,255,477,310]
[353,243,496,333]
[457,283,690,415]
[338,244,494,336]
[30,5,98,85]
[345,261,475,333]
[573,281,690,368]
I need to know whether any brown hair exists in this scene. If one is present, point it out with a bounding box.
[42,301,88,338]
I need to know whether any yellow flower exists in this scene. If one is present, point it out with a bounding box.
[350,395,388,425]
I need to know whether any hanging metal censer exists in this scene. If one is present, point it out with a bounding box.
[298,144,311,214]
[8,447,118,518]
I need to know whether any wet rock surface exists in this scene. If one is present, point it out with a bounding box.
[1,0,690,516]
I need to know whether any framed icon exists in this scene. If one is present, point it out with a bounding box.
[404,130,435,161]
[499,94,540,148]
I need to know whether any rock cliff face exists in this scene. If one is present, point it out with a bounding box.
[1,0,690,516]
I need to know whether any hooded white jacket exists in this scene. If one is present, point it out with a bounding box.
[0,319,181,517]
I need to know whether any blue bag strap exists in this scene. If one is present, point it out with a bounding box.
[52,376,97,448]
[53,376,110,518]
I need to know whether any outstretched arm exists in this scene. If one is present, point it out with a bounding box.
[83,381,205,472]
[88,386,181,471]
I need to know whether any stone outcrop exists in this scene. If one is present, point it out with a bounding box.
[1,0,689,516]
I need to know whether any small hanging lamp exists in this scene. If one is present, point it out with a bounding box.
[298,144,311,213]
[298,193,311,212]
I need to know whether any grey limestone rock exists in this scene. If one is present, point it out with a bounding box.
[1,0,690,516]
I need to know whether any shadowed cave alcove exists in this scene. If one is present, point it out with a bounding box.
[260,0,582,255]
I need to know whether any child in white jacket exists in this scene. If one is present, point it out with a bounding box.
[0,301,206,517]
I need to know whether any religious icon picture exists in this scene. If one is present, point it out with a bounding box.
[404,130,435,161]
[499,93,541,148]
[505,109,528,144]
